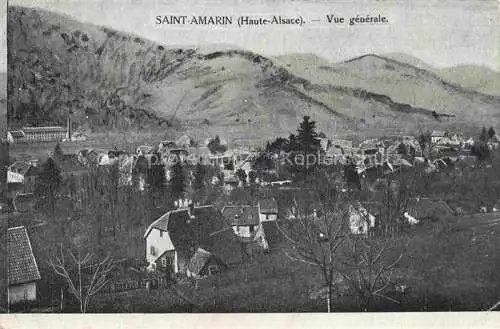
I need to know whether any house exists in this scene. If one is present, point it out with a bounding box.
[70,131,88,141]
[7,161,40,193]
[222,205,269,250]
[258,198,278,222]
[13,193,35,213]
[7,226,41,305]
[175,135,195,148]
[405,198,454,222]
[348,203,376,235]
[76,148,99,167]
[137,145,154,157]
[331,139,353,149]
[186,248,228,279]
[144,203,241,276]
[431,131,447,144]
[22,126,68,143]
[463,137,475,149]
[163,148,188,166]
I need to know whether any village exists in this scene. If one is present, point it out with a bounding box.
[3,117,500,313]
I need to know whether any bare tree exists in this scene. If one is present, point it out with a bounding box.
[277,190,348,312]
[339,234,404,311]
[49,243,114,313]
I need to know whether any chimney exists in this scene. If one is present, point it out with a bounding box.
[188,200,195,219]
[67,111,72,141]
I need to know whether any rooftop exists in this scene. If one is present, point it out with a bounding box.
[259,197,278,214]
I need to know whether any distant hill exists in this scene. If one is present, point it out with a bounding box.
[8,6,500,143]
[438,65,500,97]
[0,72,6,139]
[384,53,500,97]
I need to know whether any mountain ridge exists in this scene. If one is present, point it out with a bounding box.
[7,6,500,142]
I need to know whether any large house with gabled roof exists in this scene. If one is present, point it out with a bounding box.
[7,226,41,305]
[144,202,241,277]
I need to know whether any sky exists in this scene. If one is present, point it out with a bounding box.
[5,0,500,71]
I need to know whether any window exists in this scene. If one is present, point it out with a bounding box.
[150,246,157,256]
[159,230,163,237]
[208,265,220,275]
[249,225,254,233]
[265,214,270,220]
[162,257,167,267]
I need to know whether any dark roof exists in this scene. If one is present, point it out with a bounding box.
[431,131,446,137]
[262,221,280,247]
[9,161,38,176]
[187,248,214,275]
[7,226,41,285]
[259,198,278,214]
[222,205,260,226]
[406,198,454,220]
[13,193,35,213]
[145,205,241,266]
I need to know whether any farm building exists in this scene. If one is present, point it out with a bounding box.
[144,203,241,277]
[7,226,41,306]
[13,193,35,213]
[348,203,376,235]
[258,198,278,222]
[186,248,228,279]
[21,126,68,143]
[7,161,40,193]
[6,130,25,144]
[431,130,447,144]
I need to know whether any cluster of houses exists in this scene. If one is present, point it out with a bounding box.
[143,197,280,279]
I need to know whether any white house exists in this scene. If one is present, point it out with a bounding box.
[7,226,41,306]
[136,145,154,156]
[144,202,238,275]
[431,131,447,144]
[348,203,376,235]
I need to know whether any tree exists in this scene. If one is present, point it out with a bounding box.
[49,243,114,313]
[193,161,207,191]
[170,161,186,199]
[488,127,496,140]
[471,141,491,162]
[339,235,404,311]
[417,131,431,151]
[35,157,63,214]
[278,188,348,312]
[296,116,321,179]
[207,135,227,154]
[53,143,64,168]
[235,168,247,185]
[147,152,166,190]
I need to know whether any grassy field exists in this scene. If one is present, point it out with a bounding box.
[89,213,500,312]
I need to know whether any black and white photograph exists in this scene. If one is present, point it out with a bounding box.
[1,0,500,323]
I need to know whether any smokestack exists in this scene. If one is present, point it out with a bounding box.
[67,111,72,141]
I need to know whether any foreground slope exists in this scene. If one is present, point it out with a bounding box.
[8,6,500,143]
